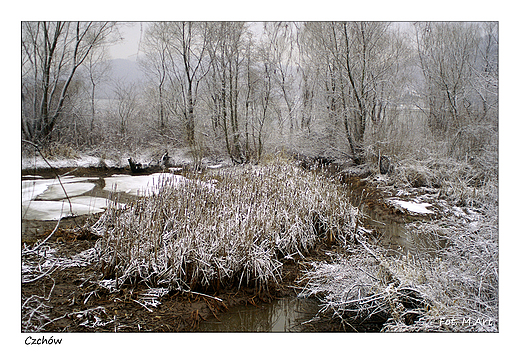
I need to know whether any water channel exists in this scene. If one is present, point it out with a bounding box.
[199,297,321,332]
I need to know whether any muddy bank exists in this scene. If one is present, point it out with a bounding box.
[22,219,330,332]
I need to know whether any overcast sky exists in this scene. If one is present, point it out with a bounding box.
[109,22,147,60]
[109,22,267,61]
[108,22,414,61]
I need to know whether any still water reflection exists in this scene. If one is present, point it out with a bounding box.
[199,297,320,332]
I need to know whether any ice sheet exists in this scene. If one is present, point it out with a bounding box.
[22,199,105,221]
[36,182,96,200]
[22,177,98,202]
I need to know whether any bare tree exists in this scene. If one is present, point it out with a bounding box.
[140,24,170,131]
[471,22,498,123]
[207,22,249,163]
[414,22,481,134]
[295,26,317,134]
[255,42,275,161]
[302,22,403,163]
[141,22,212,159]
[84,45,111,140]
[169,22,210,147]
[264,22,299,134]
[112,81,139,138]
[21,21,118,145]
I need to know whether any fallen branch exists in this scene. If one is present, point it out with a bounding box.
[182,289,223,302]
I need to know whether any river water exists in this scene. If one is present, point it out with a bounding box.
[199,297,321,332]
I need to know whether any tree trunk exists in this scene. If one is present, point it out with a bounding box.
[186,82,195,146]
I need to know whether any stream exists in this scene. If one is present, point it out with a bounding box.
[199,297,320,332]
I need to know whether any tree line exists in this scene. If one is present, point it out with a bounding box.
[22,21,498,164]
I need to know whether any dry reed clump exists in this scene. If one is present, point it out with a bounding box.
[91,158,358,293]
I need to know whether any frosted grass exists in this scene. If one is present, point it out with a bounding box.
[299,156,498,332]
[92,158,358,292]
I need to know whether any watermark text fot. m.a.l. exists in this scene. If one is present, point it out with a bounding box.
[438,316,497,331]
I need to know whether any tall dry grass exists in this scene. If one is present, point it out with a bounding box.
[91,156,358,292]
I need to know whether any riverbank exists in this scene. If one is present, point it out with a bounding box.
[21,206,341,332]
[21,153,498,332]
[22,156,356,332]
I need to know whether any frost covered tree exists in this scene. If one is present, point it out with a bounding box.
[140,22,212,155]
[82,45,111,143]
[301,22,404,163]
[140,24,170,131]
[206,22,249,163]
[413,22,498,160]
[21,21,118,145]
[414,22,481,133]
[263,22,299,134]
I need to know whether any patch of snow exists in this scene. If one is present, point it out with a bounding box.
[388,198,434,214]
[103,173,210,196]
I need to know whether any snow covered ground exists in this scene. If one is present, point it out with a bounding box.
[21,155,121,170]
[387,198,435,214]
